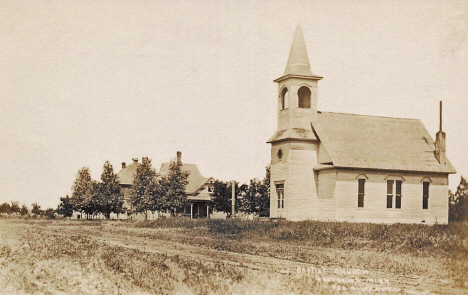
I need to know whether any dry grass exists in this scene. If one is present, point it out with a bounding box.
[1,218,467,294]
[0,220,332,295]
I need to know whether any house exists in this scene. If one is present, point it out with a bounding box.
[117,152,215,219]
[159,152,215,219]
[268,25,456,224]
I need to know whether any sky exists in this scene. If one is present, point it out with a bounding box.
[1,0,467,209]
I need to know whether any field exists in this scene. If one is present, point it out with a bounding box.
[0,218,467,295]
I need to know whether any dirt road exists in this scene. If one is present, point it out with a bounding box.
[60,224,461,295]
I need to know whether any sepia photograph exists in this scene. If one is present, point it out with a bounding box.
[1,1,467,294]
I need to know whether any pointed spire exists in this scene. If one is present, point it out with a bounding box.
[284,24,314,76]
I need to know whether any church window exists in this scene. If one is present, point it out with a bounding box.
[276,183,284,209]
[281,88,289,110]
[423,182,430,209]
[387,180,402,209]
[387,180,393,208]
[277,149,283,160]
[358,179,365,208]
[395,180,402,209]
[298,86,311,108]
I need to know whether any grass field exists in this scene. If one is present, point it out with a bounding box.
[0,218,467,294]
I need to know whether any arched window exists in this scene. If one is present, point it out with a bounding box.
[281,88,289,110]
[298,86,311,108]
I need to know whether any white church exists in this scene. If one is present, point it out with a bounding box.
[268,26,456,224]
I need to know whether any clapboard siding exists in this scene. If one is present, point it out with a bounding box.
[335,169,448,224]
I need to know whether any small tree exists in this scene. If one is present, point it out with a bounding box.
[71,167,94,219]
[44,208,56,219]
[10,201,20,214]
[449,176,468,222]
[20,204,29,216]
[99,161,124,219]
[258,166,271,217]
[31,202,42,216]
[130,157,157,219]
[0,202,11,214]
[210,180,241,216]
[160,160,190,215]
[57,195,73,218]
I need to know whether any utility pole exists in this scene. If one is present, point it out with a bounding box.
[231,180,236,218]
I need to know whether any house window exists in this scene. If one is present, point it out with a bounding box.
[298,86,311,108]
[281,88,289,110]
[358,179,365,208]
[423,182,429,209]
[276,183,284,209]
[207,181,214,193]
[387,180,403,209]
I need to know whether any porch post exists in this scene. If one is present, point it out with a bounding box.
[207,203,210,219]
[190,203,193,219]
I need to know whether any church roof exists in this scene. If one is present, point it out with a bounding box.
[159,163,211,195]
[267,128,318,142]
[275,25,322,82]
[313,112,456,174]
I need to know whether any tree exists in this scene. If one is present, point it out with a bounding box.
[20,204,29,216]
[160,160,190,215]
[130,157,158,219]
[10,201,20,214]
[44,208,56,219]
[210,180,241,215]
[236,166,270,217]
[449,176,468,222]
[31,202,42,216]
[258,166,271,217]
[71,167,94,219]
[57,195,73,218]
[0,202,11,214]
[99,161,124,219]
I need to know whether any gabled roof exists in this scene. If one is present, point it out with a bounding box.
[159,163,211,195]
[313,112,456,174]
[117,162,138,185]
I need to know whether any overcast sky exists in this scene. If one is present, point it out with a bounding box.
[1,0,467,209]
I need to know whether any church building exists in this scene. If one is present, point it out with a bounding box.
[268,26,456,224]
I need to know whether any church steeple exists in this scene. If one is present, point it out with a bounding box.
[275,25,322,82]
[284,24,313,76]
[268,25,322,136]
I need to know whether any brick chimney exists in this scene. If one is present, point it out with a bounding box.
[177,151,182,166]
[122,162,126,169]
[132,158,138,164]
[434,101,446,165]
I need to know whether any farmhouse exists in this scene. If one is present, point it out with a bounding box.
[159,152,215,219]
[118,152,214,219]
[268,25,456,224]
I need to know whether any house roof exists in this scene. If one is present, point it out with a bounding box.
[159,163,211,195]
[117,161,138,185]
[312,112,456,174]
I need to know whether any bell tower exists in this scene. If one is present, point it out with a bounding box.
[268,25,322,220]
[274,25,322,132]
